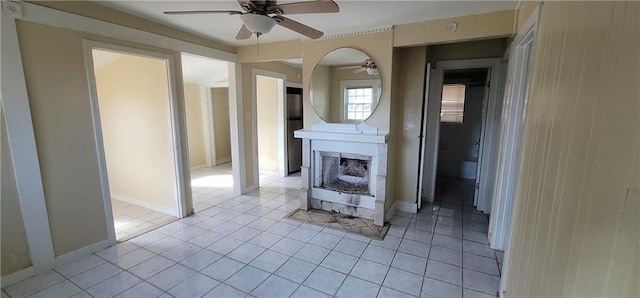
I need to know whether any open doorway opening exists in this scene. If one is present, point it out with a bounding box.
[256,74,282,183]
[180,53,235,212]
[438,70,488,177]
[252,69,291,190]
[87,45,186,242]
[421,58,504,210]
[436,69,489,207]
[286,86,303,175]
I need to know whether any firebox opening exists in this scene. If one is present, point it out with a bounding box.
[320,155,371,195]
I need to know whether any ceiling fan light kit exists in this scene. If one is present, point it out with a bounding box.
[240,14,277,36]
[366,68,379,76]
[164,0,339,40]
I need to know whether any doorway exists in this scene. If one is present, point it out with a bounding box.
[419,59,504,215]
[85,43,187,242]
[437,69,488,182]
[181,53,235,212]
[252,69,288,190]
[286,86,303,175]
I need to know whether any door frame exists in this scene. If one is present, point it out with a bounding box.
[201,85,216,167]
[417,63,432,209]
[251,68,288,184]
[421,58,503,205]
[494,6,540,296]
[83,41,189,244]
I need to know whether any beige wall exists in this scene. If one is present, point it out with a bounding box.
[394,10,514,47]
[1,109,32,276]
[211,88,232,163]
[16,20,193,256]
[95,53,178,211]
[505,2,639,297]
[427,38,508,64]
[184,83,207,167]
[237,40,302,63]
[241,62,303,188]
[256,76,280,173]
[18,21,108,255]
[391,46,427,207]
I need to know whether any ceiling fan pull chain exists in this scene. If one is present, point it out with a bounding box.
[256,32,261,56]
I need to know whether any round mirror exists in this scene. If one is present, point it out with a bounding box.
[310,48,382,123]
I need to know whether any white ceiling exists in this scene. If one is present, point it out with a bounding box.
[97,1,517,47]
[181,53,229,87]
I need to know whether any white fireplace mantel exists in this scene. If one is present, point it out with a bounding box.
[294,129,388,144]
[295,125,389,226]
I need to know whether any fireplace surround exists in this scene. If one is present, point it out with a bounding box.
[294,126,388,226]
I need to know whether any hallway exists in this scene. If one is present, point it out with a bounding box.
[3,176,501,298]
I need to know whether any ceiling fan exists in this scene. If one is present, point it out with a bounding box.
[164,0,339,40]
[338,59,379,76]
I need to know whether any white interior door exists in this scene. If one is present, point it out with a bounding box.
[421,67,443,203]
[473,70,491,207]
[417,63,432,209]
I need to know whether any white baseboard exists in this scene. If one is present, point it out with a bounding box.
[396,201,418,213]
[1,266,35,288]
[190,164,209,170]
[56,239,112,265]
[111,193,176,217]
[215,157,231,165]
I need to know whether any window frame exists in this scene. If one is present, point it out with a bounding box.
[340,79,381,123]
[440,83,467,124]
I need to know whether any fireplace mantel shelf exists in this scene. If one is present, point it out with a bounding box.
[294,129,388,144]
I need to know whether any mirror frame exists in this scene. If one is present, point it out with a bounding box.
[309,47,383,124]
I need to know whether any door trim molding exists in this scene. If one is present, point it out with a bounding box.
[82,42,190,245]
[0,10,56,274]
[494,4,540,297]
[201,85,216,167]
[228,62,247,194]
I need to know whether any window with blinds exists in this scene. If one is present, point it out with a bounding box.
[441,84,466,123]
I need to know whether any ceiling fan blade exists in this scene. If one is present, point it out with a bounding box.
[353,67,367,74]
[275,0,339,14]
[337,65,362,70]
[236,25,252,39]
[237,0,256,12]
[163,10,243,15]
[274,16,323,39]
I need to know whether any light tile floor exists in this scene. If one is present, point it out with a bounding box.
[3,171,503,298]
[112,200,177,241]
